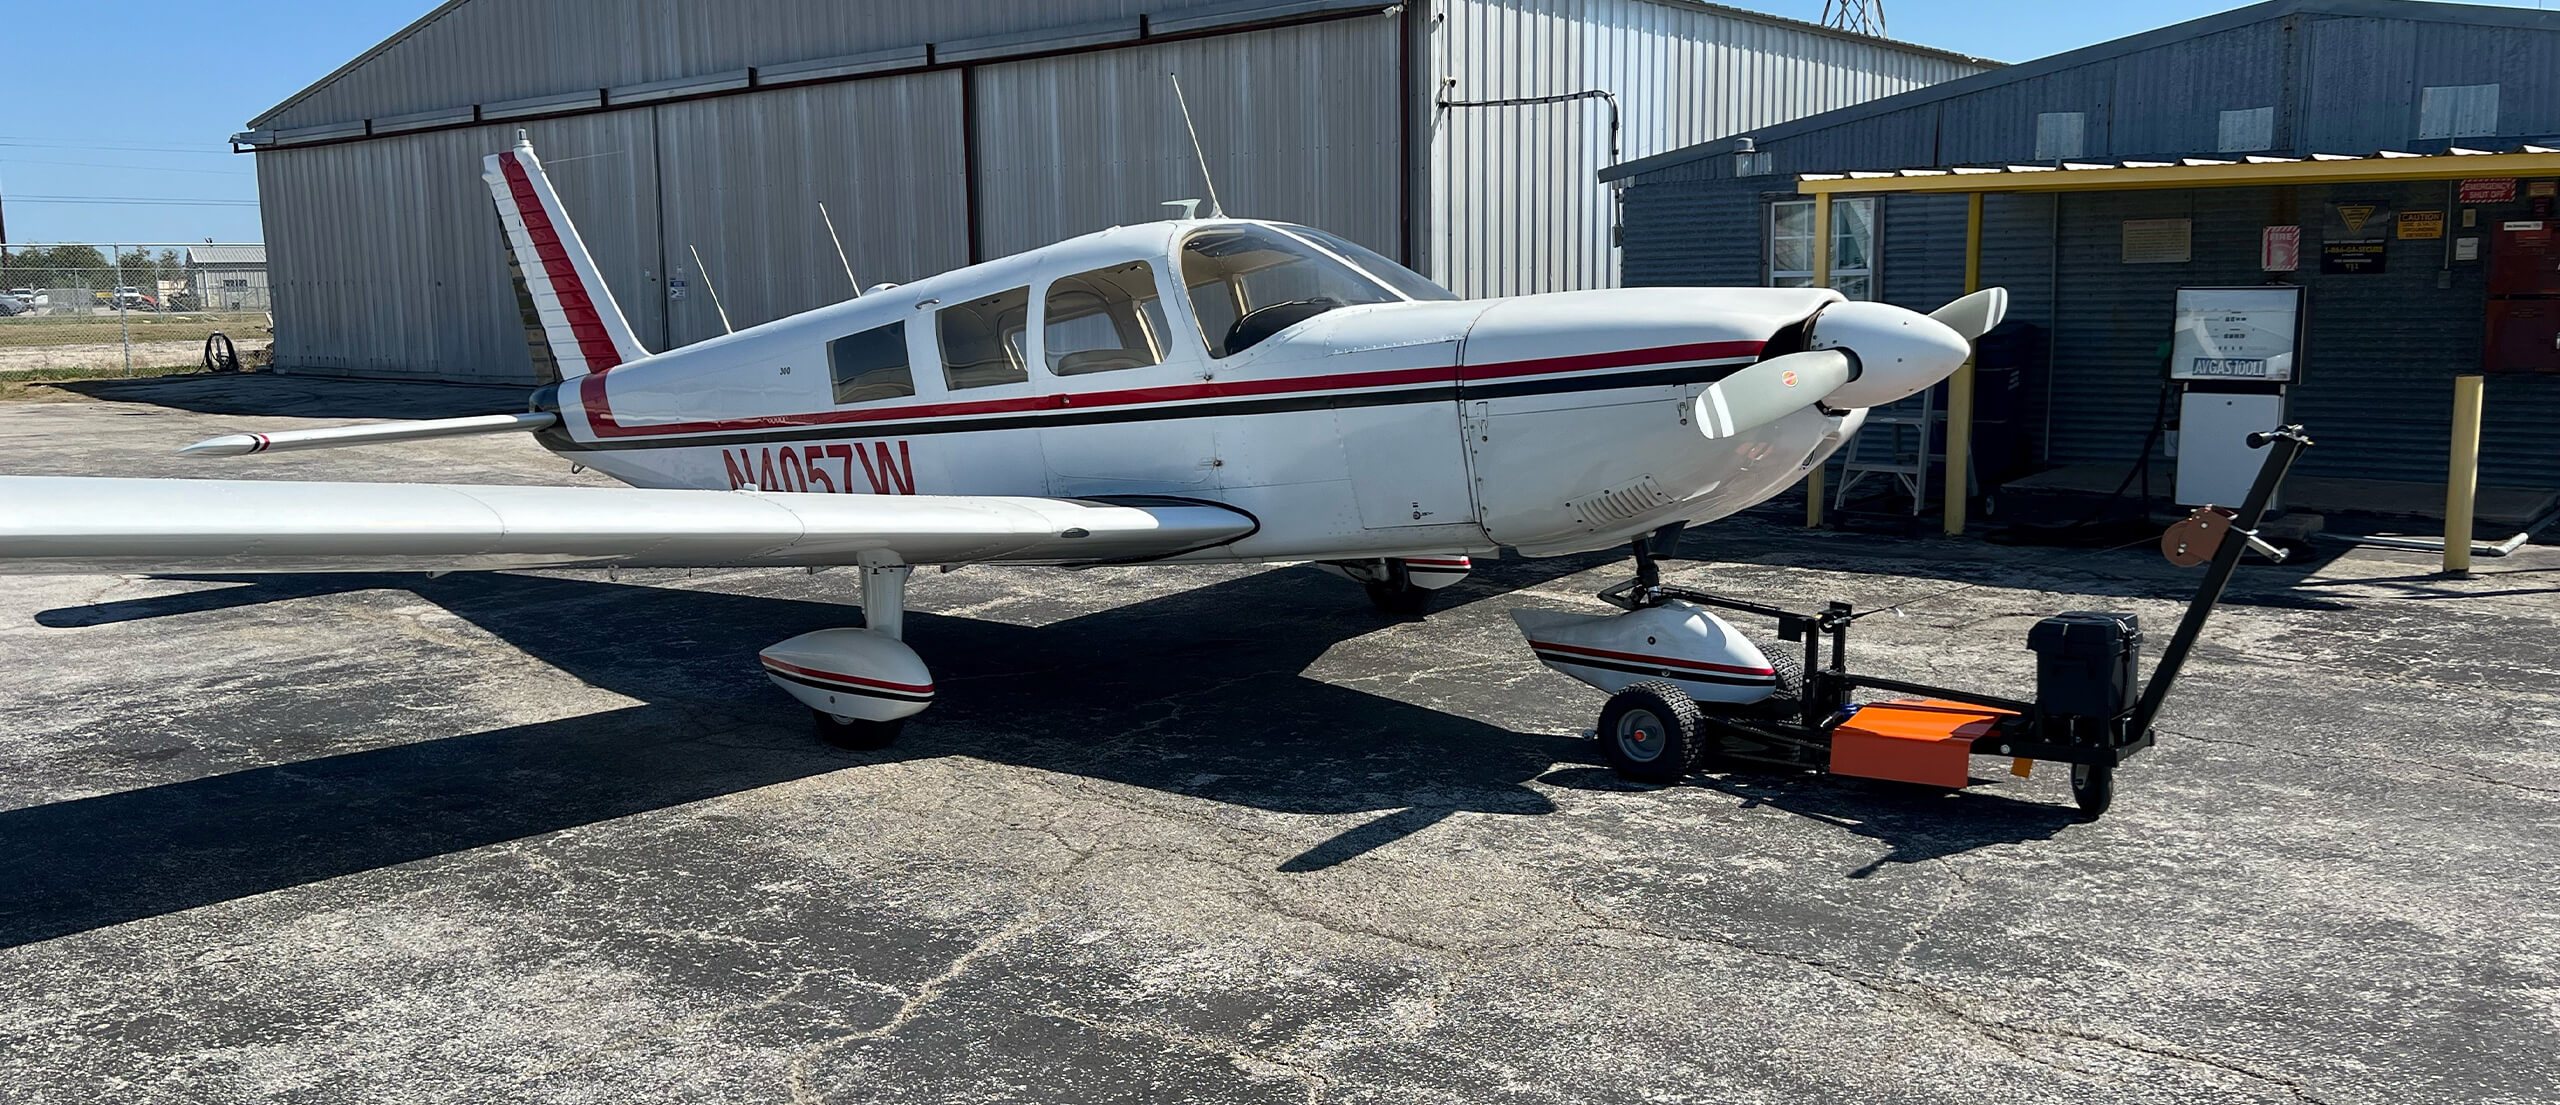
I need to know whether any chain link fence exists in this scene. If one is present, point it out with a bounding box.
[0,243,271,375]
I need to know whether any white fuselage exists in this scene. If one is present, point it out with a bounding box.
[540,220,1864,564]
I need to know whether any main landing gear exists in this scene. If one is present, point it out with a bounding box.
[759,557,932,752]
[1314,556,1475,616]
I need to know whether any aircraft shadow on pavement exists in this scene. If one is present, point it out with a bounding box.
[4,564,1598,948]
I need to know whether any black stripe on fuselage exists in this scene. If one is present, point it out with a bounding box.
[1531,650,1777,688]
[547,360,1753,453]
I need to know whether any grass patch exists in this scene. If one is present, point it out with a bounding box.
[0,313,270,350]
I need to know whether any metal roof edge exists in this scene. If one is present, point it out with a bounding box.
[1649,0,2000,68]
[248,0,476,129]
[1603,0,2560,185]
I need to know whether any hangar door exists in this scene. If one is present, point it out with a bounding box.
[968,18,1405,263]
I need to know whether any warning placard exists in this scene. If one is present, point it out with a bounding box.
[2397,210,2444,240]
[2460,179,2518,204]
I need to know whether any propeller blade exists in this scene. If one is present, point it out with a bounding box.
[1694,350,1855,440]
[1928,287,2009,341]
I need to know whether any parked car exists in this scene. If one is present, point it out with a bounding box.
[0,297,24,317]
[5,288,32,307]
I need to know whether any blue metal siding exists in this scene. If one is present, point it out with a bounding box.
[2410,21,2560,143]
[2109,25,2289,158]
[1937,64,2118,164]
[1618,179,1769,288]
[2300,16,2418,152]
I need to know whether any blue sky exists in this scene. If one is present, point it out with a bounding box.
[1,0,2552,244]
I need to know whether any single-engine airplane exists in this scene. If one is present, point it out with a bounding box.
[0,137,2004,772]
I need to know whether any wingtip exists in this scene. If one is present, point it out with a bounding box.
[179,435,257,457]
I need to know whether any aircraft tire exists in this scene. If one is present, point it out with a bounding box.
[1364,580,1434,617]
[1598,680,1705,784]
[1362,560,1434,617]
[814,710,903,751]
[2070,762,2115,820]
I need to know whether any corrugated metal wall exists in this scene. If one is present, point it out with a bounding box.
[258,114,662,380]
[1428,0,1987,298]
[654,73,970,350]
[259,0,1247,132]
[2038,182,2560,488]
[970,17,1402,262]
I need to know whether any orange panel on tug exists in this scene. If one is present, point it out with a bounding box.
[1827,699,2015,788]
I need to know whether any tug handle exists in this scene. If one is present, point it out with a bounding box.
[2124,426,2310,737]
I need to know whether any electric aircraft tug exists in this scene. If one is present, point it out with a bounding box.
[0,138,2293,817]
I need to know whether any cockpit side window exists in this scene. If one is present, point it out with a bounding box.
[827,320,915,404]
[938,286,1031,390]
[1277,225,1459,303]
[1043,261,1166,376]
[1178,226,1402,359]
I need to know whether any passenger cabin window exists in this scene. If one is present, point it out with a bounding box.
[827,320,914,404]
[938,286,1031,390]
[1044,261,1167,376]
[1179,226,1409,359]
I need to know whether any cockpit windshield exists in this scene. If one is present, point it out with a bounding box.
[1177,225,1451,358]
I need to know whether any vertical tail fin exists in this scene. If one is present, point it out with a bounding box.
[483,135,650,379]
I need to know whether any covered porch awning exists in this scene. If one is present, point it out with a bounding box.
[1789,145,2560,570]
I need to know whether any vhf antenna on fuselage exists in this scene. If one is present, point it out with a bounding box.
[1167,72,1224,219]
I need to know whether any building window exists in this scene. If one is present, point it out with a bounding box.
[2217,107,2274,153]
[2034,112,2086,161]
[1767,197,1876,301]
[827,320,914,404]
[1043,261,1167,376]
[2419,84,2500,140]
[938,286,1031,390]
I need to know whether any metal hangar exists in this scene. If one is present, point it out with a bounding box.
[237,0,1989,383]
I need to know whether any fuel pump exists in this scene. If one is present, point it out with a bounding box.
[2169,286,2303,509]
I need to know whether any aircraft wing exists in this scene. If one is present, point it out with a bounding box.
[0,477,1256,575]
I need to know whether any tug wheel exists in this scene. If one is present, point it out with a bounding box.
[2070,762,2116,819]
[814,709,903,751]
[1598,680,1705,784]
[1741,648,1806,720]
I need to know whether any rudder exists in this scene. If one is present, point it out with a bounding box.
[483,134,650,379]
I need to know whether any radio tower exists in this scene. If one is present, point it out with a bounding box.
[1821,0,1886,36]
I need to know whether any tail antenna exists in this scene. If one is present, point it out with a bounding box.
[687,243,735,335]
[1167,72,1224,219]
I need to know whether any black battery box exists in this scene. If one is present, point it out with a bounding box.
[2026,611,2142,719]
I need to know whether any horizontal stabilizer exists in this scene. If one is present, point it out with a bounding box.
[0,477,1257,574]
[182,412,559,457]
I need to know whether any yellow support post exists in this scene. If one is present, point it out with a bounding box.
[1943,192,1984,537]
[2444,374,2484,575]
[1805,196,1833,528]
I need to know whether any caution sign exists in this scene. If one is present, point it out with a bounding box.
[2397,210,2444,240]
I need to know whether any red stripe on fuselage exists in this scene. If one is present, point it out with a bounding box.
[572,339,1764,441]
[1528,640,1775,677]
[759,657,934,695]
[499,153,623,375]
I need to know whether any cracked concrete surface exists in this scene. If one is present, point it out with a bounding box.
[1,374,2555,1103]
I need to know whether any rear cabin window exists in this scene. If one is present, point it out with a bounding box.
[1044,261,1167,376]
[827,321,914,404]
[938,286,1032,390]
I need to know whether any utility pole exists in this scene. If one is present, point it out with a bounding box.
[1821,0,1886,36]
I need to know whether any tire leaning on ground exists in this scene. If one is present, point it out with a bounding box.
[1598,680,1706,784]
